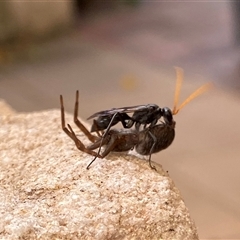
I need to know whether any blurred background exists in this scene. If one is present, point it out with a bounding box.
[1,1,240,239]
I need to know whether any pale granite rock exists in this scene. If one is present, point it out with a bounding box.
[0,99,16,115]
[0,100,198,239]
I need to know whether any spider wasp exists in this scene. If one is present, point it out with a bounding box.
[60,68,211,170]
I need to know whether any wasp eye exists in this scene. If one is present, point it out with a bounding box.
[162,107,173,124]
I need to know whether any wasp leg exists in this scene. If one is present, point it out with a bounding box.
[147,131,157,171]
[86,133,118,169]
[68,124,115,170]
[96,112,130,154]
[92,112,121,163]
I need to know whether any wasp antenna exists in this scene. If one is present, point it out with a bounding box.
[173,82,213,115]
[173,67,184,114]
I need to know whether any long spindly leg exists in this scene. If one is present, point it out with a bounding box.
[61,93,127,170]
[89,112,119,166]
[147,131,157,171]
[68,124,117,170]
[74,90,98,142]
[92,111,129,164]
[60,95,77,141]
[67,122,118,170]
[86,134,118,169]
[60,93,98,143]
[67,123,103,159]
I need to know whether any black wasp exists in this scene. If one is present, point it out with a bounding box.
[60,68,211,169]
[87,103,174,166]
[60,93,175,170]
[88,104,166,133]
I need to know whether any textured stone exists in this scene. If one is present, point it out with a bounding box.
[0,101,198,239]
[0,99,15,115]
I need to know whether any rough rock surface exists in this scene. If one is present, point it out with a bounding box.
[0,100,198,239]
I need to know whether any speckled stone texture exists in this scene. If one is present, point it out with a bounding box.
[0,100,198,240]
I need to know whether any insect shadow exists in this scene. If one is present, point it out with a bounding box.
[60,68,211,169]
